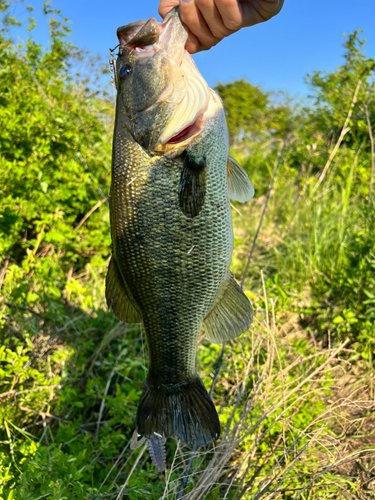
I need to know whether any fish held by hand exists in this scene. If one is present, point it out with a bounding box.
[106,7,254,468]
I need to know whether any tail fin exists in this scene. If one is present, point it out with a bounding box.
[136,375,220,446]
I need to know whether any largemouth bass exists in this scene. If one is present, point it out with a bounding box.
[106,7,254,469]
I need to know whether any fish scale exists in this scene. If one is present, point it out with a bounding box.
[106,7,254,471]
[112,127,230,380]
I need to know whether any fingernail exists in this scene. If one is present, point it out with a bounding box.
[180,0,193,4]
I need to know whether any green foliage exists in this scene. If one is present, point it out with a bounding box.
[302,200,375,358]
[306,30,375,147]
[0,2,122,496]
[225,31,375,359]
[215,79,291,146]
[0,1,112,313]
[215,79,293,195]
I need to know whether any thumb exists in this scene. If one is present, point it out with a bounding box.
[158,0,179,18]
[240,0,285,27]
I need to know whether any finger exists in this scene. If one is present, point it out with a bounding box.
[158,0,179,18]
[180,0,222,49]
[194,0,236,39]
[185,32,208,53]
[214,0,243,31]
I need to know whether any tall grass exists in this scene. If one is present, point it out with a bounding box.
[108,294,373,499]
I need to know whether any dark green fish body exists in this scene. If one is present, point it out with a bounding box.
[106,8,254,459]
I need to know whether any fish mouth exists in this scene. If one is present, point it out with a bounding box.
[117,13,175,62]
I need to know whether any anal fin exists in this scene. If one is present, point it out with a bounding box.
[204,271,253,343]
[227,156,254,203]
[105,257,142,323]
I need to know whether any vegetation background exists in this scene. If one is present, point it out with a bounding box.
[0,1,374,498]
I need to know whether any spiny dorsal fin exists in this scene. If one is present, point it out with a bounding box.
[204,271,253,343]
[105,257,142,323]
[178,152,206,218]
[227,156,254,203]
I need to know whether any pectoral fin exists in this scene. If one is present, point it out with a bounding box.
[227,156,254,203]
[178,152,206,218]
[105,258,142,323]
[204,271,253,343]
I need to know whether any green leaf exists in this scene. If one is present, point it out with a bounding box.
[333,316,344,324]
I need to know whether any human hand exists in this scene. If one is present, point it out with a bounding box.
[158,0,284,53]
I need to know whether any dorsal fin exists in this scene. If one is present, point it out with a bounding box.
[227,156,254,203]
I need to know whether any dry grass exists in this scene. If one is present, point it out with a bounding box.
[111,289,374,500]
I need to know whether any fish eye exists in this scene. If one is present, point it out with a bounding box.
[119,64,132,80]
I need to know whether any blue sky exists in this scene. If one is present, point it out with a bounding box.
[10,0,375,97]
